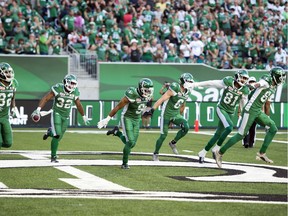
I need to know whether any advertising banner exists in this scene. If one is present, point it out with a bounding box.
[12,100,287,129]
[99,63,288,102]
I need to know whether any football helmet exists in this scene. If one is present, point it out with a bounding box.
[137,78,154,98]
[0,62,14,83]
[63,74,78,93]
[234,69,249,86]
[270,67,286,85]
[179,73,194,89]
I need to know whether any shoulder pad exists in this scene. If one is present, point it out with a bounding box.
[12,79,19,88]
[223,76,234,87]
[125,87,138,101]
[241,85,250,95]
[261,74,273,85]
[169,82,181,94]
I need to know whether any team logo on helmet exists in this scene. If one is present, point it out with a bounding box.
[179,73,194,89]
[270,67,286,86]
[0,62,14,83]
[138,78,154,99]
[63,74,78,93]
[235,70,249,86]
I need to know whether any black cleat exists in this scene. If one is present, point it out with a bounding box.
[43,127,52,140]
[51,156,59,163]
[106,126,119,136]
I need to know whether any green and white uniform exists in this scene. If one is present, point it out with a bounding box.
[220,74,277,154]
[0,79,18,148]
[48,83,80,157]
[193,77,249,152]
[154,82,190,154]
[115,87,149,165]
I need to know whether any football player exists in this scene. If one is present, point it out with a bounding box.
[148,73,194,161]
[214,67,286,168]
[97,78,154,169]
[31,74,89,162]
[189,70,250,163]
[0,62,18,149]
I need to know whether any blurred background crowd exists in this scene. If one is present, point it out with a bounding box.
[0,0,287,69]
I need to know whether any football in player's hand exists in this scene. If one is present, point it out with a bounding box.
[31,113,41,122]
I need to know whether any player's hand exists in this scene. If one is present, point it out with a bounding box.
[10,107,17,118]
[82,115,90,126]
[97,116,111,129]
[32,108,40,117]
[144,108,154,116]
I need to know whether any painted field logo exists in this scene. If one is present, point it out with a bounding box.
[0,150,287,204]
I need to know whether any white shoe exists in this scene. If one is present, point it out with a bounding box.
[198,149,207,163]
[214,150,222,168]
[256,152,273,163]
[212,145,220,160]
[153,153,159,161]
[169,141,179,155]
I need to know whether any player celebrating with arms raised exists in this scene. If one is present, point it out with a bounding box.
[214,67,286,168]
[97,78,154,169]
[0,63,18,149]
[31,74,89,162]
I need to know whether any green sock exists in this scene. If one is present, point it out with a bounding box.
[220,133,243,154]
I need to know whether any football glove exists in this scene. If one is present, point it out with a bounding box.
[10,107,17,118]
[97,116,111,129]
[31,108,41,123]
[144,108,154,116]
[82,115,90,126]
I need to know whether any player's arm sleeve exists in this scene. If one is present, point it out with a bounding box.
[193,80,225,88]
[239,94,248,112]
[258,79,270,88]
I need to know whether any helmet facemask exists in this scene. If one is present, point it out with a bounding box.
[179,73,194,90]
[235,70,249,86]
[63,75,78,93]
[138,78,154,99]
[270,67,286,86]
[0,63,14,83]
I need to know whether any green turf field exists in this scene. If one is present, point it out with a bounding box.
[0,128,287,216]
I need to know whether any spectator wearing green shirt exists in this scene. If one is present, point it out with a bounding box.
[230,51,243,69]
[60,10,75,44]
[2,10,15,36]
[51,33,62,55]
[39,30,52,55]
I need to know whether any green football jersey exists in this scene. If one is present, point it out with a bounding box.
[0,79,18,118]
[122,87,148,120]
[218,76,250,114]
[51,83,80,118]
[162,82,189,116]
[245,74,275,113]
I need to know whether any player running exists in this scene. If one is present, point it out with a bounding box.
[214,67,286,168]
[97,78,154,169]
[0,62,18,149]
[148,73,194,161]
[189,70,250,163]
[31,74,89,162]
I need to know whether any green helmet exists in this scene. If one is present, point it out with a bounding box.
[235,69,249,86]
[0,62,14,83]
[179,73,194,89]
[63,74,78,93]
[270,67,286,85]
[137,78,154,98]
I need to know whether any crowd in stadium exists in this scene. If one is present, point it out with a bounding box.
[0,0,287,69]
